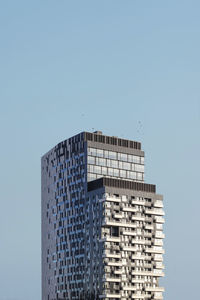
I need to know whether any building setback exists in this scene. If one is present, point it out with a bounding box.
[41,131,165,300]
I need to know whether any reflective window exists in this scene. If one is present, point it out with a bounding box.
[94,166,101,174]
[107,160,111,167]
[96,149,104,157]
[88,173,97,181]
[137,172,143,180]
[129,171,136,179]
[104,150,109,158]
[119,153,128,161]
[88,156,95,164]
[88,148,96,156]
[133,156,140,164]
[96,157,106,166]
[110,160,118,168]
[119,161,123,169]
[123,162,131,170]
[113,169,119,176]
[108,151,117,160]
[108,168,113,176]
[128,155,133,163]
[135,164,144,172]
[102,167,107,175]
[120,170,126,177]
[87,147,144,182]
[88,165,94,172]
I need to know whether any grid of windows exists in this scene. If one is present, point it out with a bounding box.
[87,147,144,182]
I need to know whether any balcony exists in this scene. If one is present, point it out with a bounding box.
[103,276,121,282]
[144,232,152,238]
[105,196,121,203]
[123,207,138,213]
[145,287,164,292]
[154,200,163,208]
[114,269,123,275]
[145,247,165,254]
[131,199,145,206]
[154,240,163,247]
[155,231,165,239]
[107,261,122,267]
[123,286,137,291]
[122,230,136,236]
[154,291,164,299]
[102,250,121,258]
[145,208,165,216]
[101,293,121,299]
[143,263,152,268]
[132,215,145,221]
[155,262,165,269]
[145,224,154,230]
[153,254,163,261]
[131,278,145,284]
[114,213,123,219]
[100,236,121,243]
[131,254,146,260]
[131,238,146,245]
[131,270,164,277]
[102,218,137,228]
[131,292,145,299]
[154,216,165,224]
[123,246,137,252]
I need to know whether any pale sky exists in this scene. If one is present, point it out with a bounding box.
[0,1,200,300]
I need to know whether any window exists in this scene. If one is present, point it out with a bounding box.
[107,159,111,167]
[113,169,119,176]
[88,173,97,181]
[104,150,109,158]
[128,155,133,163]
[108,168,113,176]
[88,147,96,156]
[88,165,94,172]
[137,172,143,180]
[96,157,106,166]
[120,170,126,177]
[129,171,136,179]
[102,167,107,175]
[88,156,95,164]
[110,226,119,237]
[96,149,104,157]
[133,155,140,164]
[123,162,131,170]
[110,160,118,168]
[135,164,144,172]
[94,166,101,174]
[108,151,117,160]
[118,161,123,169]
[121,153,127,161]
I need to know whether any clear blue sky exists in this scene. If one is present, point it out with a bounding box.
[0,1,200,299]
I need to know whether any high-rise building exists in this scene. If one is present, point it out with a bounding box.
[41,131,164,300]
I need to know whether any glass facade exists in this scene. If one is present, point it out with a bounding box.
[87,147,145,182]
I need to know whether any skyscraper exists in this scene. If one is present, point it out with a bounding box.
[41,131,164,300]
